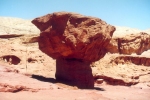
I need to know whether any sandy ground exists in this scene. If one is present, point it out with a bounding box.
[0,65,150,100]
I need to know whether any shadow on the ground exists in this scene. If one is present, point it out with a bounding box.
[94,87,105,91]
[31,74,56,83]
[31,74,105,91]
[31,74,75,86]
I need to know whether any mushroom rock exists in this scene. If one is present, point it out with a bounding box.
[32,12,116,88]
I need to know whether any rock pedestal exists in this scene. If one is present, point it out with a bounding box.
[32,12,115,89]
[56,58,94,88]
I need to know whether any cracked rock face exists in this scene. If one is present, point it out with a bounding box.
[106,32,150,55]
[32,12,115,88]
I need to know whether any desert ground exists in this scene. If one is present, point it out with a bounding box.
[0,16,150,100]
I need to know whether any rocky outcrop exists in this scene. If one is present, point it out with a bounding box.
[106,32,150,55]
[94,74,139,86]
[0,17,40,45]
[32,12,115,88]
[110,55,150,66]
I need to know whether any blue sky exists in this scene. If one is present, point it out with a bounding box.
[0,0,150,30]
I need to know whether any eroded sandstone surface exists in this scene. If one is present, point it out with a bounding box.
[0,15,150,99]
[32,12,116,88]
[32,12,115,61]
[106,32,150,54]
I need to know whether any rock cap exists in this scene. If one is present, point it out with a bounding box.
[32,12,116,62]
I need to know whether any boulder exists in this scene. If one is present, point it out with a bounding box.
[32,12,115,88]
[95,79,104,84]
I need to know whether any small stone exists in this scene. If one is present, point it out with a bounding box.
[131,76,139,79]
[147,84,150,87]
[96,79,104,84]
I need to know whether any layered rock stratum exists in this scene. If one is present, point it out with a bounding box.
[106,32,150,54]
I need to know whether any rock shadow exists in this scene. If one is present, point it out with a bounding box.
[31,74,76,87]
[31,74,106,91]
[31,74,56,83]
[94,87,105,91]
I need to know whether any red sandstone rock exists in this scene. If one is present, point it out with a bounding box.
[95,79,103,84]
[94,74,139,86]
[107,32,150,55]
[32,12,115,62]
[56,58,94,89]
[32,12,115,88]
[111,55,150,66]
